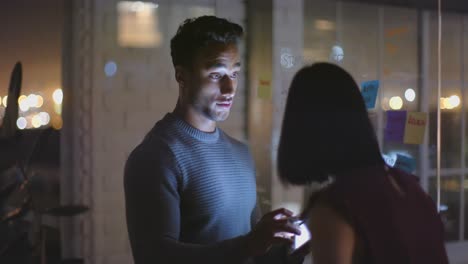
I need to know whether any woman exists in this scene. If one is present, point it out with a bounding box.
[277,63,448,264]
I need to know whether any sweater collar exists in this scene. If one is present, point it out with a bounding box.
[164,113,220,143]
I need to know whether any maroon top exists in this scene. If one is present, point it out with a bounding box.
[307,166,449,264]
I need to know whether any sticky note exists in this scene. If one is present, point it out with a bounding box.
[394,154,416,174]
[361,80,379,109]
[257,78,272,99]
[384,111,407,143]
[404,112,427,144]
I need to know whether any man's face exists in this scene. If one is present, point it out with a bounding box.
[181,42,241,122]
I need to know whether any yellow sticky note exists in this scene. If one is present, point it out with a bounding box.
[257,78,272,99]
[403,112,427,144]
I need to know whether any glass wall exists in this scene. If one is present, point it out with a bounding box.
[304,0,468,243]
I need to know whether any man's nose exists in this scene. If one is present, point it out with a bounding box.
[220,75,236,95]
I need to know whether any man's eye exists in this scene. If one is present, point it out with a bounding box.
[210,73,222,80]
[230,72,240,79]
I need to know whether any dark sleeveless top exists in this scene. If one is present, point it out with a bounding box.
[306,166,449,264]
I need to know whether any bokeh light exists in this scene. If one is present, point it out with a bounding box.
[16,117,27,130]
[53,89,63,105]
[39,112,50,125]
[35,95,44,108]
[447,95,460,109]
[389,96,403,110]
[51,116,63,130]
[104,61,118,77]
[404,88,416,102]
[32,115,42,128]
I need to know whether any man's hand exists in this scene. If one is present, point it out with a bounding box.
[245,208,301,256]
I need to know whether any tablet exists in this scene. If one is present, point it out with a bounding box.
[289,219,312,257]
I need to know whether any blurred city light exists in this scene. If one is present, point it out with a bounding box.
[131,1,145,12]
[54,103,62,115]
[104,61,118,77]
[440,97,447,109]
[32,114,42,128]
[16,117,27,129]
[118,1,162,48]
[389,96,403,110]
[39,112,50,125]
[381,97,390,111]
[27,94,39,108]
[35,95,44,108]
[19,100,30,112]
[404,88,416,102]
[315,19,335,31]
[440,95,460,110]
[51,116,63,130]
[18,95,29,112]
[53,88,63,105]
[446,95,460,109]
[18,95,27,104]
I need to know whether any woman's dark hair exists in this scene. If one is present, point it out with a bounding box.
[278,63,384,185]
[170,16,243,68]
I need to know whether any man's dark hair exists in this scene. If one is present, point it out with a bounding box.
[277,63,384,185]
[170,16,243,68]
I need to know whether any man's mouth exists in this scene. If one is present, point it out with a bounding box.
[216,101,232,108]
[216,99,233,109]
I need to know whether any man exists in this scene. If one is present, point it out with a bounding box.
[124,16,300,264]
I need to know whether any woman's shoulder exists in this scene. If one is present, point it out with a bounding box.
[305,184,364,264]
[304,183,349,219]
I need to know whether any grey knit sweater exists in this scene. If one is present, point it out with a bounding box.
[124,113,258,264]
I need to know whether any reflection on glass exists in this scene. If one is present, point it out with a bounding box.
[465,175,468,240]
[280,48,295,69]
[117,1,162,48]
[429,13,462,83]
[104,61,118,77]
[329,45,344,62]
[166,4,215,38]
[340,2,379,81]
[383,142,420,174]
[382,8,418,76]
[429,112,461,168]
[305,0,421,173]
[315,19,335,31]
[304,0,468,245]
[429,176,460,241]
[303,0,337,64]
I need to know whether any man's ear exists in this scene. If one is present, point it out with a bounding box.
[175,66,186,87]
